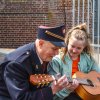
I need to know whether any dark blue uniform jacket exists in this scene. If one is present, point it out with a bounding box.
[0,43,53,100]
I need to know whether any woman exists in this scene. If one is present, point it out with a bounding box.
[47,23,100,100]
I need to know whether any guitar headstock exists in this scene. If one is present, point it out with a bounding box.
[30,74,55,87]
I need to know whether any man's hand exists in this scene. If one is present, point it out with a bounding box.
[51,75,69,95]
[51,76,79,94]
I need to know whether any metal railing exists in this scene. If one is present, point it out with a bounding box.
[72,0,100,66]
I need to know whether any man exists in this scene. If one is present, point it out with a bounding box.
[0,24,69,100]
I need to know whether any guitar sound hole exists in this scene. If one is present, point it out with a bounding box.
[87,79,94,87]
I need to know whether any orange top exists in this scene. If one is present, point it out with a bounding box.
[72,57,80,75]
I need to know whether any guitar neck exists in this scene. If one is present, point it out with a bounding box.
[54,74,94,86]
[68,78,94,86]
[52,73,94,86]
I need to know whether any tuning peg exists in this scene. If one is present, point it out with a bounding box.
[44,75,47,78]
[37,83,41,88]
[45,82,50,86]
[41,80,45,87]
[41,83,45,87]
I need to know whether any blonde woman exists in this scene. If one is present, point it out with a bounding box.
[48,23,100,100]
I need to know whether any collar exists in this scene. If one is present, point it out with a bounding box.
[36,48,43,64]
[30,43,42,66]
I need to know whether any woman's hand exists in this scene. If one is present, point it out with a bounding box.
[65,78,79,91]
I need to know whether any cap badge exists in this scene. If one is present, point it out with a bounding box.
[45,30,64,40]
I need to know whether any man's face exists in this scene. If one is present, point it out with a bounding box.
[39,40,60,61]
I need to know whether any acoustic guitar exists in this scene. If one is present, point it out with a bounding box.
[73,71,100,100]
[30,71,100,100]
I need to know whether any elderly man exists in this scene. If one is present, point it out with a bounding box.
[0,25,69,100]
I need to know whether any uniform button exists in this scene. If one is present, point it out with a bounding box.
[36,65,38,69]
[26,51,29,55]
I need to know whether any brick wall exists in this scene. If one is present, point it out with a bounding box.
[0,0,48,48]
[0,0,92,48]
[0,0,66,48]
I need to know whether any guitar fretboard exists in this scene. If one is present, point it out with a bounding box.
[68,77,94,86]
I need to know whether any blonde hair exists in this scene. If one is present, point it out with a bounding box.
[62,23,93,62]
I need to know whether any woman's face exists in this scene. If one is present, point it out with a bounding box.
[68,36,85,60]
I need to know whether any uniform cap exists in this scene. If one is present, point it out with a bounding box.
[37,25,66,47]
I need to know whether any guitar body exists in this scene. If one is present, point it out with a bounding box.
[73,71,100,100]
